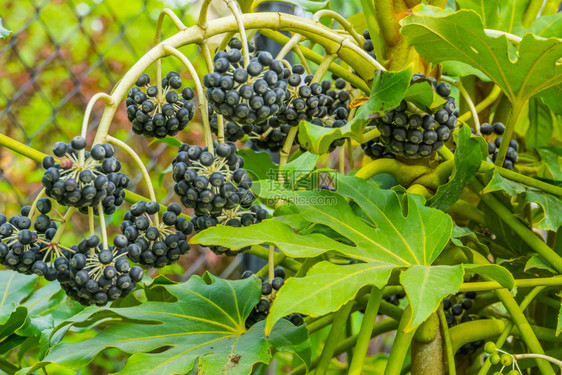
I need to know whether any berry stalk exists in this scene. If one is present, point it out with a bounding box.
[437,306,456,375]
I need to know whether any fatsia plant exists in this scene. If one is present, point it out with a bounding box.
[0,0,562,374]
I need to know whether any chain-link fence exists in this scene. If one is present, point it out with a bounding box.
[0,0,245,280]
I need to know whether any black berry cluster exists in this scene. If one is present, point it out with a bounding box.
[209,113,251,142]
[0,203,60,277]
[171,142,268,255]
[362,75,457,159]
[61,239,143,306]
[204,38,287,126]
[118,202,193,268]
[127,72,195,138]
[480,122,518,170]
[442,291,484,355]
[41,137,129,215]
[362,29,377,60]
[242,268,304,328]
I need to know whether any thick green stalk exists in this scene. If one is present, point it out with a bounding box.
[295,257,320,277]
[478,286,546,375]
[522,0,544,28]
[437,307,456,375]
[348,287,383,375]
[0,134,46,163]
[384,306,415,375]
[542,0,561,15]
[494,288,555,375]
[289,319,399,375]
[375,0,400,45]
[246,246,300,272]
[470,179,562,273]
[315,301,354,375]
[494,102,523,167]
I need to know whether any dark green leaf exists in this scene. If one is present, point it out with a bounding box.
[463,264,515,289]
[404,81,446,110]
[455,0,530,34]
[401,5,562,104]
[537,148,562,180]
[280,152,319,187]
[428,126,483,210]
[525,255,556,274]
[0,272,38,324]
[26,274,310,375]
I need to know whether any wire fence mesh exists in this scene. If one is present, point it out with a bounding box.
[0,0,244,280]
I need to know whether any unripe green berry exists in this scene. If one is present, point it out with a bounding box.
[484,342,496,354]
[507,370,519,375]
[489,353,501,365]
[500,353,513,366]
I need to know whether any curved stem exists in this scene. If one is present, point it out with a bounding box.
[105,135,158,206]
[315,300,354,375]
[224,0,250,69]
[384,306,415,375]
[478,286,546,375]
[355,158,432,186]
[458,85,502,123]
[484,29,522,45]
[495,101,523,167]
[98,202,108,250]
[359,128,381,143]
[437,306,456,375]
[163,45,213,153]
[0,134,46,163]
[447,199,486,225]
[199,41,214,72]
[542,0,561,15]
[278,127,298,171]
[348,287,383,375]
[155,8,187,45]
[268,244,274,282]
[293,47,311,74]
[218,31,237,52]
[313,10,363,46]
[88,207,95,236]
[458,82,480,133]
[276,33,304,60]
[514,353,562,369]
[471,179,562,273]
[81,93,114,140]
[522,0,543,29]
[51,207,76,245]
[28,188,46,225]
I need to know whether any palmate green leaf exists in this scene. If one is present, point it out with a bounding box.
[297,67,413,154]
[280,152,319,188]
[238,148,277,181]
[401,265,464,330]
[401,5,562,105]
[25,274,310,375]
[404,81,446,110]
[456,0,530,34]
[483,170,562,231]
[463,264,515,289]
[267,262,394,334]
[428,126,483,210]
[537,148,562,180]
[529,13,562,38]
[194,177,454,332]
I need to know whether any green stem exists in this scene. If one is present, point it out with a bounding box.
[348,287,383,375]
[289,319,399,375]
[384,306,415,375]
[478,286,546,375]
[98,202,108,249]
[315,300,354,375]
[482,162,562,197]
[495,288,555,375]
[51,207,76,245]
[458,85,502,123]
[470,179,562,273]
[0,134,46,163]
[294,257,320,277]
[542,0,561,15]
[278,127,299,172]
[437,307,456,375]
[256,251,286,278]
[375,0,400,46]
[268,244,274,281]
[522,0,544,28]
[0,357,18,374]
[494,102,523,167]
[246,245,300,272]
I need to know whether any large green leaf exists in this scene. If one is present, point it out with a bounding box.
[529,13,562,38]
[194,177,454,332]
[428,126,483,210]
[483,170,562,231]
[25,274,310,375]
[456,0,530,34]
[401,5,562,105]
[537,148,562,180]
[0,272,38,321]
[297,67,413,154]
[463,264,515,289]
[280,152,319,188]
[266,262,394,334]
[401,265,464,330]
